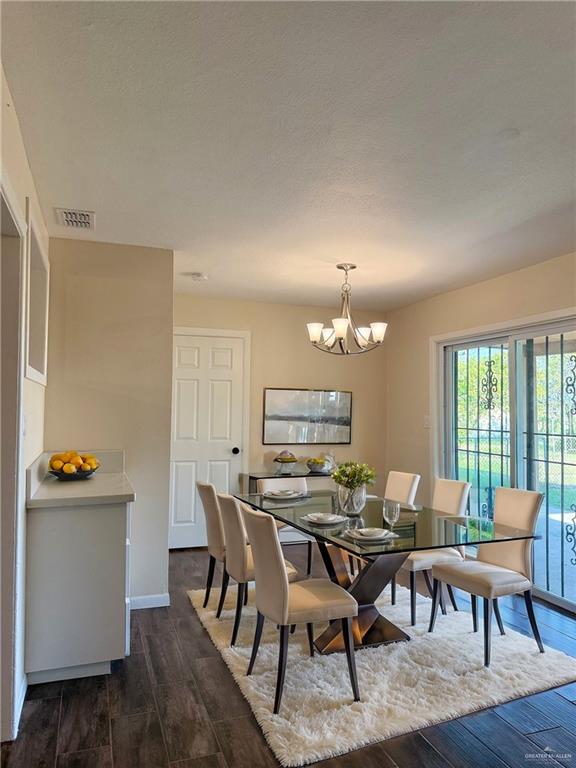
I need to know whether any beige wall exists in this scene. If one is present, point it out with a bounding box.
[385,252,576,504]
[174,295,388,492]
[1,67,50,739]
[46,239,173,600]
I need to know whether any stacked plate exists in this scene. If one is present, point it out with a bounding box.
[301,512,347,526]
[345,527,398,542]
[263,489,307,500]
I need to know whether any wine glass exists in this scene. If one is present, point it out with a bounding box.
[383,500,401,533]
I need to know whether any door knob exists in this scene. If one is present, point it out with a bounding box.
[232,447,240,455]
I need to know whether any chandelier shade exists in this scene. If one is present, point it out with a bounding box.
[306,264,387,355]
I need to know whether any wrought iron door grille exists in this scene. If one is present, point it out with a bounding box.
[453,344,510,519]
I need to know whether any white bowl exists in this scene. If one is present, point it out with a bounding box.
[308,512,340,523]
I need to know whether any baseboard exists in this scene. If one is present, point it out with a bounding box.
[130,592,170,610]
[28,661,111,685]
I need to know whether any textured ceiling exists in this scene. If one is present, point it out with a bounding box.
[2,2,575,309]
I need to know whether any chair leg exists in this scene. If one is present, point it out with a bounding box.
[439,584,447,615]
[447,585,459,611]
[471,594,478,633]
[348,555,355,577]
[524,590,545,653]
[410,571,417,626]
[290,624,296,634]
[244,585,249,606]
[423,569,434,597]
[216,570,230,619]
[428,579,441,633]
[231,582,245,646]
[273,625,290,714]
[307,540,313,575]
[493,599,505,636]
[390,575,396,605]
[306,623,314,657]
[203,555,216,608]
[342,617,360,702]
[247,611,264,675]
[483,597,492,667]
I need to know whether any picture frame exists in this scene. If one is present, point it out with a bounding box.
[262,388,352,445]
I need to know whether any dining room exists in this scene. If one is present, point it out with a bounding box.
[1,1,575,767]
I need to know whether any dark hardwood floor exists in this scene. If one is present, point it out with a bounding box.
[2,545,575,768]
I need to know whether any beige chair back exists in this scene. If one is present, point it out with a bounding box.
[385,471,421,505]
[432,478,471,516]
[257,477,308,494]
[242,505,289,626]
[197,481,225,561]
[218,494,250,583]
[478,487,543,579]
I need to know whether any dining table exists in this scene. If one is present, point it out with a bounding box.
[234,490,539,655]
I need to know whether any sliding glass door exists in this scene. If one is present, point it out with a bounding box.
[516,330,576,606]
[444,324,576,609]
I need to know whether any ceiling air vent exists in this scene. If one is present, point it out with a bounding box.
[55,208,95,229]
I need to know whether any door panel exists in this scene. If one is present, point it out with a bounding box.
[171,461,197,525]
[169,334,246,548]
[450,342,511,518]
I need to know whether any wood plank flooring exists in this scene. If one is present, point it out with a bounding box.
[2,545,575,768]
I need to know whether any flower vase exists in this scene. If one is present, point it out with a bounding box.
[337,484,367,516]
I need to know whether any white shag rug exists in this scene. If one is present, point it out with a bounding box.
[188,584,576,767]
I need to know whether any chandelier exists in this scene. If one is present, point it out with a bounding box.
[306,264,387,355]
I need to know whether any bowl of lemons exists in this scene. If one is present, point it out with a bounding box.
[48,451,100,481]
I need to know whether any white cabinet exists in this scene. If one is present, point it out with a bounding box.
[25,450,135,683]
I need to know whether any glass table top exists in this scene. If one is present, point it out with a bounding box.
[234,490,538,558]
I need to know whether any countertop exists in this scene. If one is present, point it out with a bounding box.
[27,471,136,509]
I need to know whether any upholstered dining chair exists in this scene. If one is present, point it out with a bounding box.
[197,481,229,618]
[400,478,471,625]
[385,471,421,505]
[257,477,314,575]
[428,486,544,667]
[217,493,299,646]
[385,471,421,604]
[242,505,360,714]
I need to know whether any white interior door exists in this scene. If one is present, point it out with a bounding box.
[169,331,248,548]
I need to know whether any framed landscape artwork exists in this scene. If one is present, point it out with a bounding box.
[263,388,352,445]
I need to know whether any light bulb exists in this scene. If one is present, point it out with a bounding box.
[332,318,349,339]
[356,327,371,348]
[307,323,324,343]
[370,322,387,343]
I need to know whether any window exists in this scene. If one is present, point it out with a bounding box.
[442,321,576,609]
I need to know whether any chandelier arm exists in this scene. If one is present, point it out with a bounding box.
[343,292,366,351]
[312,343,380,356]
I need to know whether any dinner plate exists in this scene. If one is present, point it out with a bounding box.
[357,527,388,538]
[263,490,306,499]
[302,512,346,525]
[345,528,398,542]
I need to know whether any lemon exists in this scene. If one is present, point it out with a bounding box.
[86,458,98,470]
[51,459,64,471]
[70,456,84,468]
[62,463,77,474]
[80,462,91,472]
